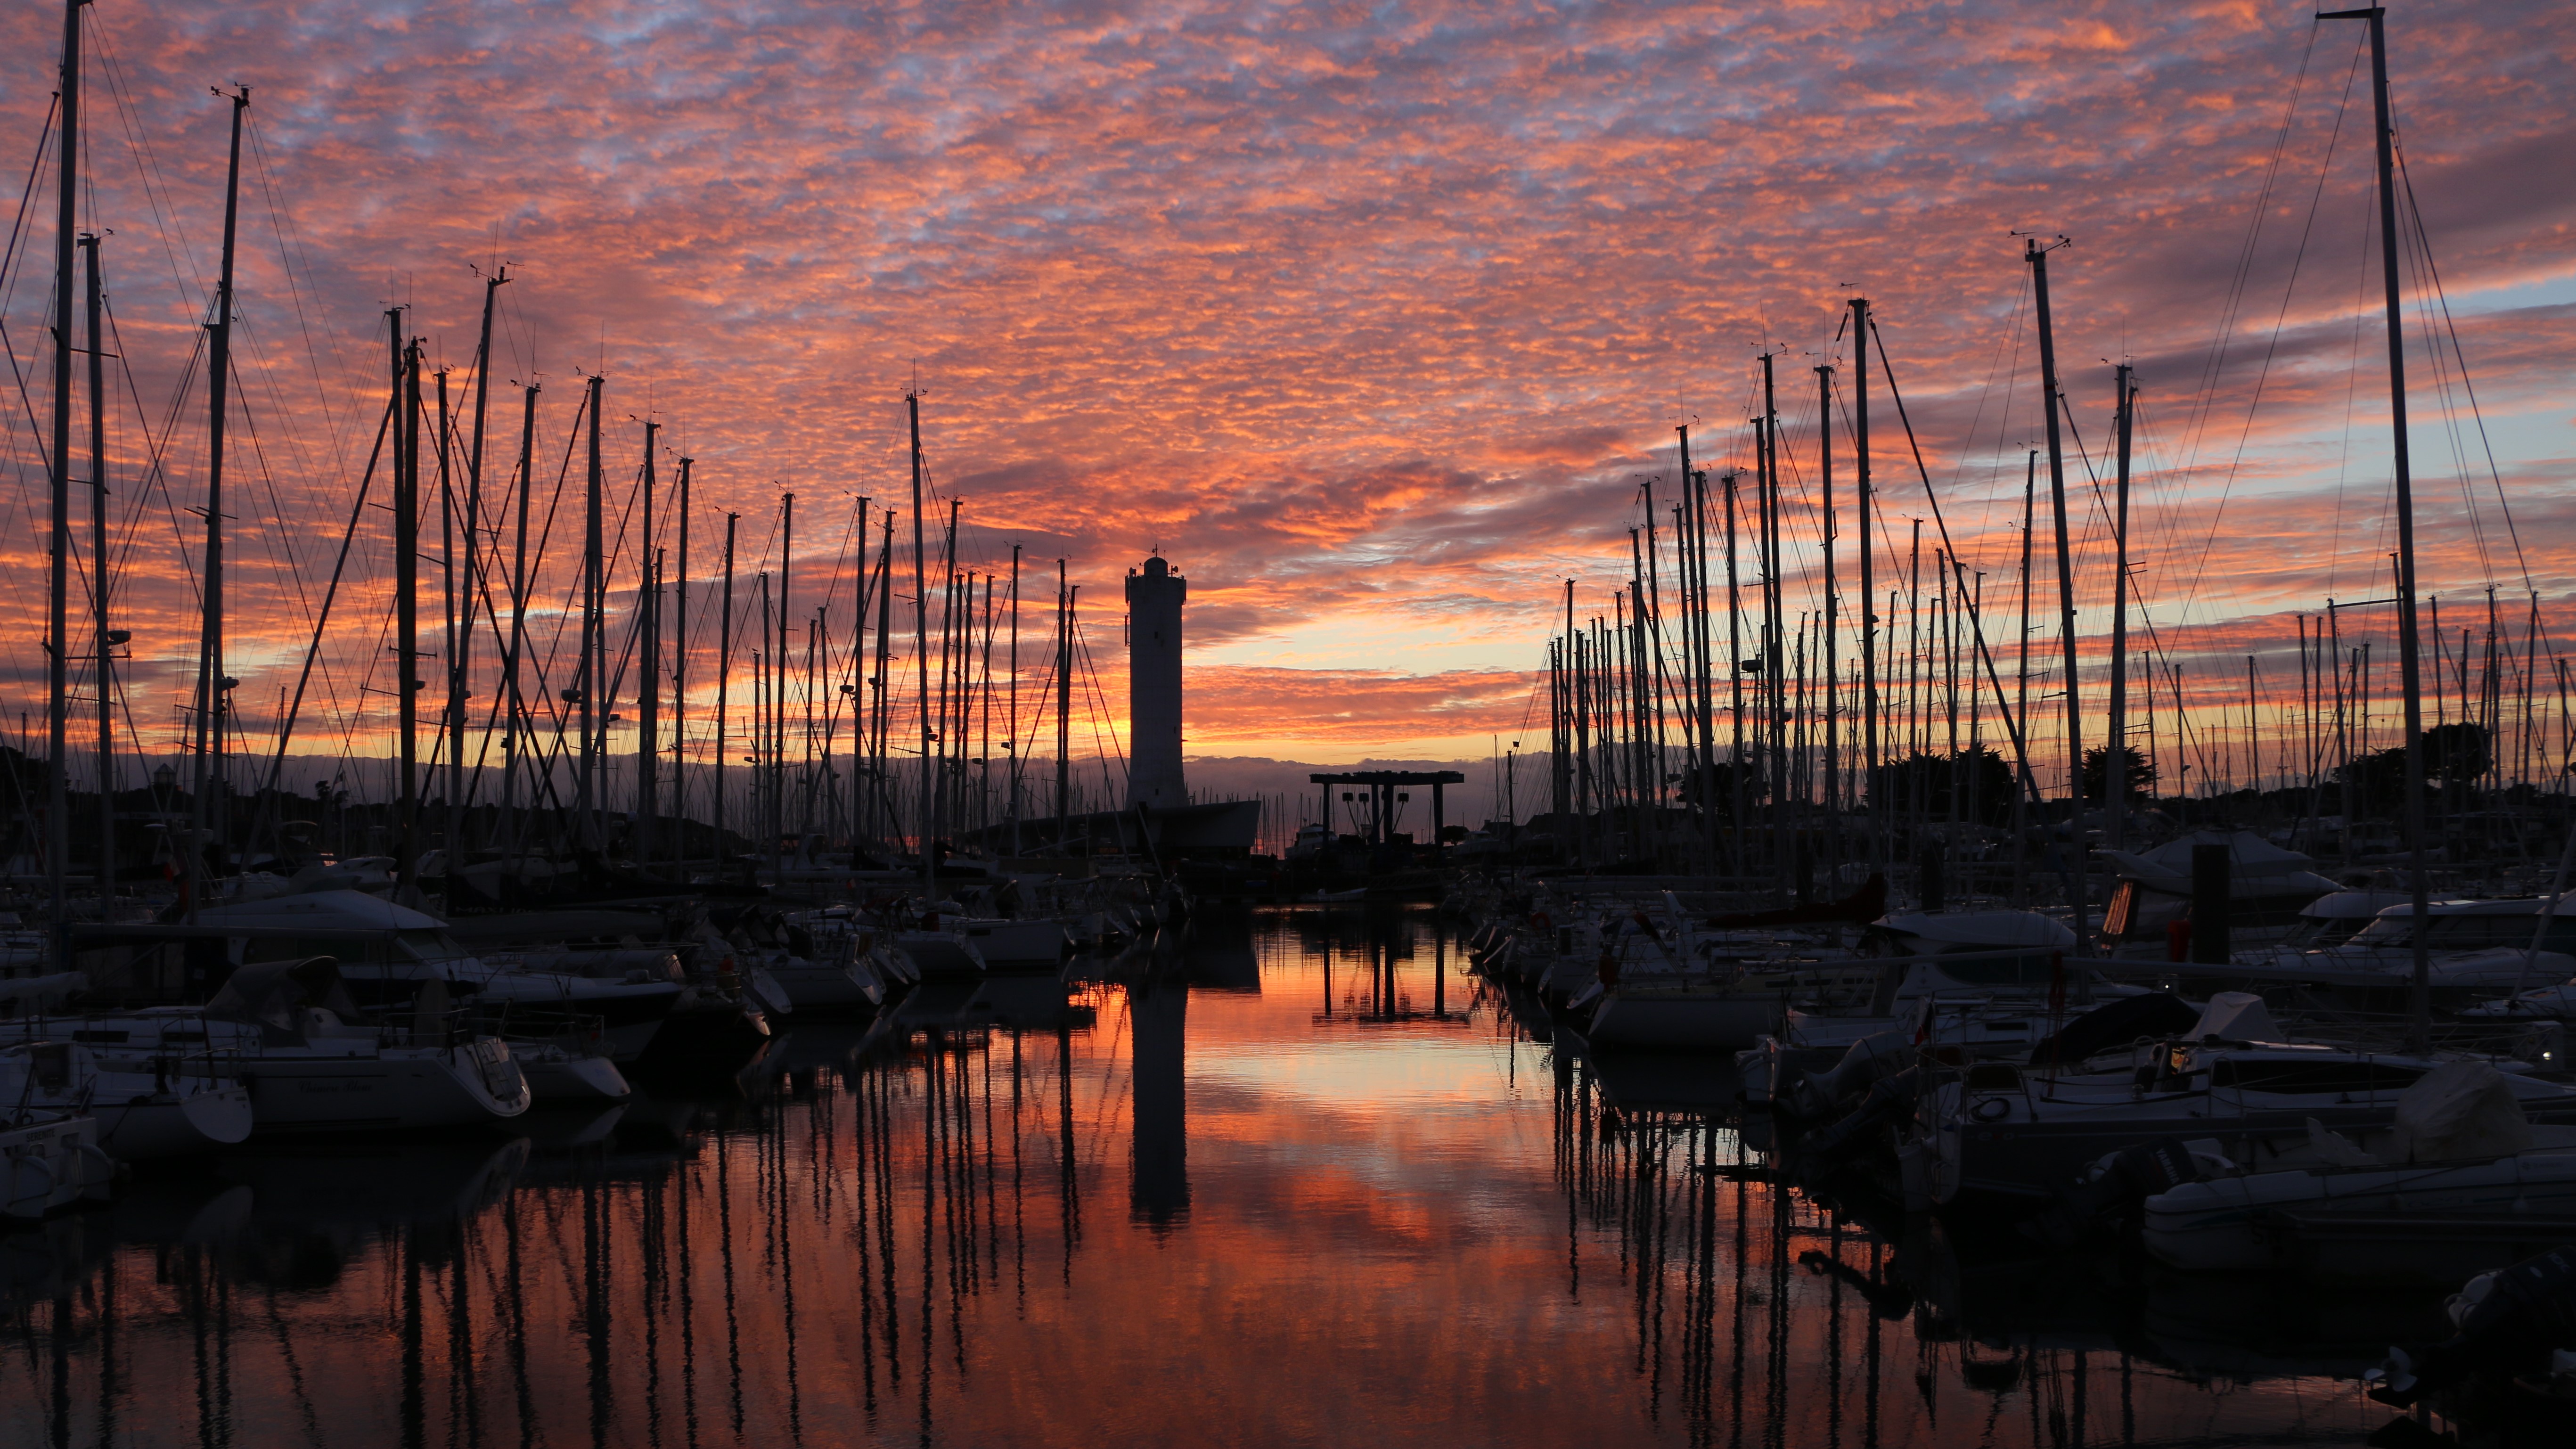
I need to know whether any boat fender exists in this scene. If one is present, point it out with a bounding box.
[75,1143,117,1199]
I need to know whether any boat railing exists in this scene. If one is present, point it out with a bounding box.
[2249,1000,2560,1064]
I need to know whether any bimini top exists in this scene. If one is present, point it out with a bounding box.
[204,955,363,1042]
[2189,991,2287,1043]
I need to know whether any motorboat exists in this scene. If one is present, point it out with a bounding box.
[2265,888,2419,954]
[0,1038,254,1159]
[1916,994,2576,1208]
[2144,1060,2576,1277]
[2252,895,2576,992]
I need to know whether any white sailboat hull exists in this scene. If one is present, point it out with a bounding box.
[241,1040,530,1133]
[92,1086,257,1158]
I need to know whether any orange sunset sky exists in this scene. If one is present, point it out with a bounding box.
[0,0,2568,779]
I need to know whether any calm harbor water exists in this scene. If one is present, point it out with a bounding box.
[5,908,2423,1447]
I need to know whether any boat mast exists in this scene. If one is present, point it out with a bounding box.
[499,384,538,859]
[637,422,660,863]
[1055,560,1071,844]
[187,88,248,917]
[2106,364,2136,849]
[84,233,111,908]
[437,369,459,874]
[1007,543,1022,852]
[717,511,737,868]
[2026,235,2089,950]
[2014,449,2036,901]
[908,392,933,894]
[578,374,603,849]
[777,489,793,879]
[394,332,423,897]
[1759,357,1786,893]
[2322,4,2433,1046]
[870,509,894,844]
[671,456,691,870]
[463,268,503,851]
[1724,471,1745,876]
[1850,298,1878,868]
[1817,362,1838,854]
[43,0,79,931]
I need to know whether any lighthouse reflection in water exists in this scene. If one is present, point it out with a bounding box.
[5,909,2410,1447]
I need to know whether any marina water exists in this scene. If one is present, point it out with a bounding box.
[5,909,2415,1446]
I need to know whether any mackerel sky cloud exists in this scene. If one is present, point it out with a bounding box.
[0,0,2568,765]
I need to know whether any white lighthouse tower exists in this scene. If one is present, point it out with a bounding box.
[1125,554,1188,810]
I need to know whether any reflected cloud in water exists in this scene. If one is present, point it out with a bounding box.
[0,909,2470,1447]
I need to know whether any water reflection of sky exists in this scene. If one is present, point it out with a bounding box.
[0,907,2428,1447]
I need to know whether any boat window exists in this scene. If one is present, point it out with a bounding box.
[2209,1058,2423,1094]
[2424,916,2576,953]
[2362,914,2576,953]
[1933,951,2062,986]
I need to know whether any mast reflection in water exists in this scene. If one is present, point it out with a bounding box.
[4,909,2415,1446]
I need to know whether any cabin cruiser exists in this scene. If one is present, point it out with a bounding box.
[0,1038,254,1158]
[1914,994,2576,1208]
[2253,896,2576,992]
[2267,888,2418,953]
[189,890,684,1062]
[30,957,532,1133]
[2142,1060,2576,1275]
